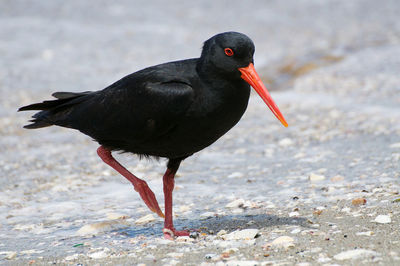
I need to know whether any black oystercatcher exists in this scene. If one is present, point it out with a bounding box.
[19,32,288,239]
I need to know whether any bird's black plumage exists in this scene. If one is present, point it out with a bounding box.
[19,32,288,238]
[20,32,255,160]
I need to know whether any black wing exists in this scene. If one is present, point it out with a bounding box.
[87,77,195,152]
[19,60,196,154]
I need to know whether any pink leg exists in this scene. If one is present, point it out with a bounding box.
[97,146,164,218]
[162,165,190,239]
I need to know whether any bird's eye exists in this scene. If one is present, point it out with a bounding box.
[224,48,234,57]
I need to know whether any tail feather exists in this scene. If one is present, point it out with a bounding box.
[18,91,92,111]
[18,100,68,111]
[52,91,92,99]
[23,119,52,129]
[19,91,94,129]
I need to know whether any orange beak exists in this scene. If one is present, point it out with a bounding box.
[239,63,288,127]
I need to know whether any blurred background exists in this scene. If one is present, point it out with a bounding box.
[1,0,400,262]
[1,0,399,102]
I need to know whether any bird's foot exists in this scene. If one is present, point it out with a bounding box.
[134,181,165,218]
[163,227,190,240]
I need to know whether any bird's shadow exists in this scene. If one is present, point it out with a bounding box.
[117,213,309,238]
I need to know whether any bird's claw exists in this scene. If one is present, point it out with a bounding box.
[135,182,164,218]
[163,227,190,240]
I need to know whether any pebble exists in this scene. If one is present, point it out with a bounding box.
[13,223,37,231]
[179,205,191,212]
[106,212,128,220]
[4,251,17,260]
[176,236,194,242]
[189,231,200,239]
[333,249,380,260]
[223,247,239,254]
[331,175,345,182]
[313,209,323,216]
[373,215,391,224]
[217,229,227,236]
[290,228,301,234]
[227,172,244,178]
[87,248,110,259]
[205,253,217,259]
[77,220,128,236]
[269,236,295,249]
[225,229,259,240]
[200,211,215,219]
[225,198,245,208]
[356,231,374,236]
[135,214,156,224]
[316,168,327,174]
[352,198,367,205]
[309,173,326,182]
[264,148,275,157]
[279,138,294,147]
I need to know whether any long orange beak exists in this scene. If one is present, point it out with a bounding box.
[239,63,288,127]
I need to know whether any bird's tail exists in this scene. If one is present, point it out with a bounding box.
[18,91,93,129]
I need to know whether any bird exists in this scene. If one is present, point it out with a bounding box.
[18,31,288,239]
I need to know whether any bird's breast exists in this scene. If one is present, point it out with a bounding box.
[164,82,251,157]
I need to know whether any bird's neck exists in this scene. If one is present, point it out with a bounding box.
[192,58,250,120]
[196,57,242,85]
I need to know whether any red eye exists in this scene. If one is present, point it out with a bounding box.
[224,48,234,57]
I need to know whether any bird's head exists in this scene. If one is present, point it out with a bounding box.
[201,31,288,127]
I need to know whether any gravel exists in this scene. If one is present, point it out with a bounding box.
[1,0,400,265]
